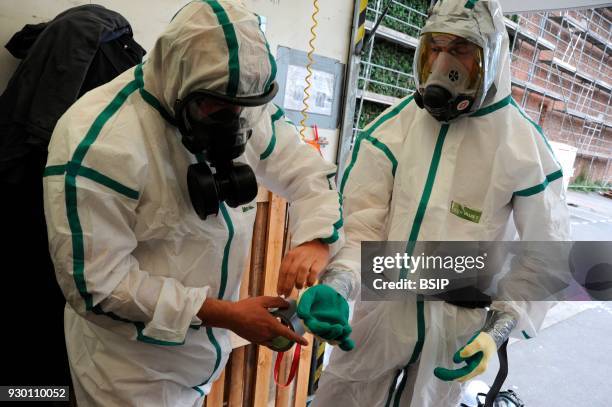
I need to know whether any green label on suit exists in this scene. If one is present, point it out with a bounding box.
[450,201,482,223]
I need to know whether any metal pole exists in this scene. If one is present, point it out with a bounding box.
[352,0,379,138]
[588,154,596,183]
[336,0,368,176]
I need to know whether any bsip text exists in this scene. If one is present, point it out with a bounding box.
[372,278,451,291]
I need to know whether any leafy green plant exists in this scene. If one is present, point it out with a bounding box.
[356,2,426,126]
[359,39,416,98]
[366,0,429,38]
[573,170,587,184]
[569,170,611,191]
[569,180,611,192]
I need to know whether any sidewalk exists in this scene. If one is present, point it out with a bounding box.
[478,302,612,407]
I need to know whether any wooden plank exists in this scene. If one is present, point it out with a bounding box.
[262,193,287,296]
[205,369,225,407]
[249,201,269,296]
[293,333,314,407]
[228,346,246,407]
[256,186,270,202]
[253,347,274,407]
[253,192,288,407]
[276,272,300,407]
[227,248,254,407]
[244,201,270,407]
[244,343,259,407]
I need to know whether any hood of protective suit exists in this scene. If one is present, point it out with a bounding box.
[418,0,510,110]
[142,0,277,116]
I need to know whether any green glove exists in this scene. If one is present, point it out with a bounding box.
[434,331,495,382]
[297,285,354,351]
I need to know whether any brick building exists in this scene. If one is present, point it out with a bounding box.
[355,1,611,184]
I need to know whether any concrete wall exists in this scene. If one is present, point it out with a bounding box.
[0,0,356,164]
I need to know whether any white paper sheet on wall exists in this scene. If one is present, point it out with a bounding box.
[284,65,335,116]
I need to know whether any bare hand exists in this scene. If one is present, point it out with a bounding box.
[198,296,308,346]
[277,240,330,297]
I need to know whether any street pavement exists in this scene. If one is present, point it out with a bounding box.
[567,190,612,241]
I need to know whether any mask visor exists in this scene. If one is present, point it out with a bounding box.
[416,32,484,96]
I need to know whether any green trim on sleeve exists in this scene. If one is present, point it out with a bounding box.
[134,64,176,125]
[509,98,561,166]
[90,305,186,346]
[63,77,185,346]
[514,169,563,197]
[66,79,140,312]
[320,172,343,244]
[340,135,394,194]
[465,0,479,9]
[205,0,240,97]
[66,173,90,309]
[71,82,140,166]
[77,166,139,200]
[522,330,532,339]
[320,229,340,244]
[260,108,284,160]
[271,107,284,122]
[45,164,139,200]
[333,201,344,231]
[43,165,66,177]
[135,322,186,346]
[340,96,413,194]
[366,134,398,176]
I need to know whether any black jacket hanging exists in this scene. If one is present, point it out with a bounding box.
[0,4,145,182]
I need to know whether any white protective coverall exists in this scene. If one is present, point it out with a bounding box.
[43,1,342,406]
[313,1,570,406]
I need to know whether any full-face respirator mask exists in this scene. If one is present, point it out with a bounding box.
[175,83,278,219]
[414,32,485,122]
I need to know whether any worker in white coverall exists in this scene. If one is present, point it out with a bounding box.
[313,0,570,406]
[43,1,347,406]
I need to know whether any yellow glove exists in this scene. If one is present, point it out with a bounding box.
[434,331,497,382]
